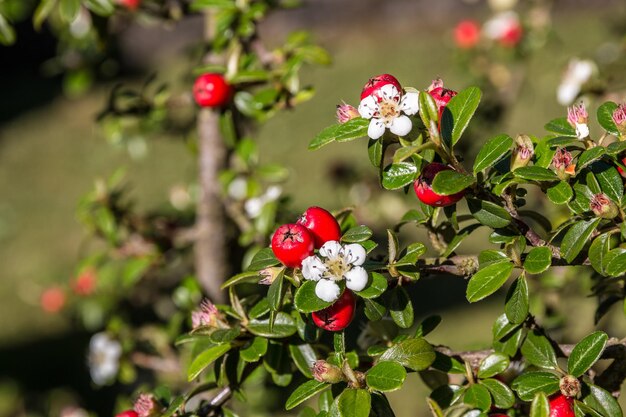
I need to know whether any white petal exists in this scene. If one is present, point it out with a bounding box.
[315,279,340,303]
[389,115,413,137]
[345,267,368,292]
[557,82,579,106]
[379,84,400,101]
[342,243,367,266]
[90,333,108,351]
[319,241,342,259]
[400,92,419,115]
[367,119,386,139]
[575,123,590,140]
[358,95,378,119]
[301,256,326,281]
[244,198,263,218]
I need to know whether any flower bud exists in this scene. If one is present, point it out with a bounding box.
[511,134,534,171]
[258,266,283,285]
[336,102,359,124]
[312,360,344,384]
[559,375,581,398]
[191,299,227,329]
[552,148,575,180]
[591,193,618,219]
[612,103,626,137]
[567,102,589,140]
[133,393,161,417]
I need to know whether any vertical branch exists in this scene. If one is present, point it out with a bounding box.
[195,11,227,303]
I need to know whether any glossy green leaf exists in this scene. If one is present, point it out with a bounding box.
[268,270,285,311]
[289,344,317,378]
[342,225,373,243]
[514,166,559,182]
[188,344,232,381]
[419,91,439,128]
[334,118,370,142]
[379,338,436,371]
[310,124,340,150]
[466,261,514,302]
[524,247,552,274]
[247,312,298,338]
[589,233,612,275]
[473,134,514,174]
[477,352,510,379]
[605,248,626,276]
[521,330,558,370]
[366,361,407,392]
[356,272,388,299]
[560,218,601,263]
[480,378,515,409]
[511,371,560,401]
[294,280,333,313]
[381,162,418,190]
[545,118,576,137]
[209,327,241,344]
[337,388,371,417]
[568,331,608,377]
[431,170,475,196]
[577,147,606,172]
[530,392,550,417]
[464,384,492,412]
[240,337,268,362]
[285,380,329,410]
[368,138,384,168]
[593,161,623,202]
[221,270,263,289]
[415,315,442,338]
[248,247,280,270]
[388,287,414,328]
[597,102,620,136]
[546,181,574,205]
[583,384,623,417]
[370,393,397,417]
[505,275,529,325]
[441,86,482,148]
[467,198,512,228]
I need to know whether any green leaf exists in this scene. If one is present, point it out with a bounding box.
[221,270,262,289]
[341,225,373,243]
[577,147,606,172]
[337,389,371,417]
[514,166,559,182]
[524,247,553,274]
[480,378,515,409]
[419,91,439,128]
[334,118,371,142]
[368,138,384,168]
[441,86,482,148]
[467,198,512,228]
[530,392,550,417]
[33,0,58,30]
[379,338,436,371]
[248,247,279,270]
[415,315,442,338]
[84,0,115,15]
[191,0,236,9]
[494,327,524,358]
[0,13,15,46]
[594,162,623,202]
[188,344,232,381]
[431,170,475,196]
[310,124,340,150]
[366,361,407,392]
[545,118,577,137]
[605,248,626,276]
[230,70,270,84]
[589,233,612,275]
[505,275,529,325]
[607,141,626,155]
[464,384,492,411]
[371,393,398,417]
[466,261,514,302]
[388,287,414,328]
[240,337,268,362]
[597,102,620,136]
[247,312,298,338]
[473,134,514,174]
[364,298,386,321]
[560,218,602,263]
[583,384,623,417]
[285,380,329,410]
[268,270,285,313]
[521,330,558,370]
[209,327,241,344]
[511,371,560,401]
[568,331,608,377]
[59,0,80,23]
[477,352,510,379]
[294,281,333,313]
[546,181,573,205]
[289,344,317,378]
[356,272,388,299]
[381,162,418,190]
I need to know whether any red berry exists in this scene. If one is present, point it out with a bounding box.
[115,411,138,417]
[414,163,466,207]
[428,86,458,118]
[454,20,480,49]
[312,290,356,331]
[118,0,141,10]
[40,287,66,314]
[618,156,626,178]
[500,24,523,47]
[297,206,341,249]
[271,224,314,268]
[549,394,575,417]
[193,73,232,108]
[360,74,402,101]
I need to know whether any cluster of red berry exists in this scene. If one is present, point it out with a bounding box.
[271,207,356,332]
[490,394,573,417]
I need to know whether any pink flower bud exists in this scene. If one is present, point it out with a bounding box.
[258,266,283,285]
[612,103,626,135]
[191,298,226,329]
[133,394,160,417]
[312,360,344,384]
[567,102,589,139]
[591,193,618,219]
[552,148,575,180]
[336,102,359,124]
[510,135,534,171]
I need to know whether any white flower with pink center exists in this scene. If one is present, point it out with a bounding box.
[358,84,419,140]
[567,102,589,140]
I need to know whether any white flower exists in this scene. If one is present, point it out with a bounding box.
[358,84,419,139]
[87,332,122,385]
[301,240,369,302]
[557,58,596,105]
[244,186,283,218]
[483,11,519,40]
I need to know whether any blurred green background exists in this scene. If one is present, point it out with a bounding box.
[2,1,626,416]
